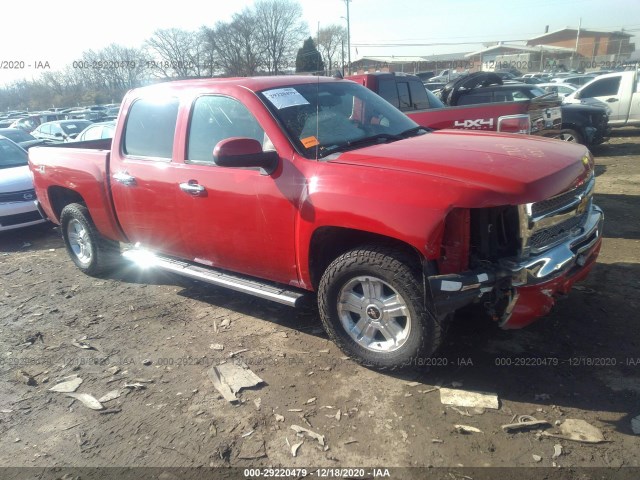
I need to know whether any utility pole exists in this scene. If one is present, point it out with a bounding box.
[572,18,582,69]
[345,0,351,75]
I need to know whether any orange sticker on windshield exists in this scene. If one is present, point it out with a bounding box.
[301,136,319,148]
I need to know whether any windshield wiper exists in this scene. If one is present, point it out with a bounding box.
[318,128,428,158]
[397,126,429,137]
[318,133,402,158]
[347,133,404,147]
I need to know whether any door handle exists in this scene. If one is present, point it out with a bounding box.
[606,98,618,103]
[113,171,136,186]
[179,181,206,196]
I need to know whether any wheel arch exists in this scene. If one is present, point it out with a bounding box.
[48,186,86,222]
[308,226,425,290]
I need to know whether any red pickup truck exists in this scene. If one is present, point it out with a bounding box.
[349,72,562,136]
[29,76,603,369]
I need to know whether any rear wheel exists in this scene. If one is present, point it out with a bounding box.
[318,245,445,370]
[60,203,119,276]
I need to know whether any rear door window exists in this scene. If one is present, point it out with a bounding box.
[123,97,179,159]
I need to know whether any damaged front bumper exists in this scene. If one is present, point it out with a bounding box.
[428,203,604,329]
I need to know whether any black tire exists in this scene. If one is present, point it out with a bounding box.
[60,203,120,276]
[318,245,444,370]
[554,128,584,144]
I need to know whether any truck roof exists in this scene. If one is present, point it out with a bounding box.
[132,76,345,95]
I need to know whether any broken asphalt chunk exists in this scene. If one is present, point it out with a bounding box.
[542,419,608,443]
[454,424,483,434]
[66,393,104,410]
[291,424,325,446]
[49,377,83,393]
[440,387,499,410]
[98,390,122,403]
[207,362,264,403]
[238,437,266,459]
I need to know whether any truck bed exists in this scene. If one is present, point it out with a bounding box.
[28,142,125,242]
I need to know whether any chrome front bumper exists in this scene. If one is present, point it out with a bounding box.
[427,203,603,317]
[501,204,603,285]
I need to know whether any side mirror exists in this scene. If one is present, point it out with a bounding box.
[54,132,63,138]
[573,91,581,100]
[213,137,278,175]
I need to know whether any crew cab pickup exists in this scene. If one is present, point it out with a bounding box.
[29,76,603,369]
[564,70,640,127]
[349,72,562,136]
[440,72,610,146]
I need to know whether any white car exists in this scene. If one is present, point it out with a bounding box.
[537,82,578,100]
[0,136,47,232]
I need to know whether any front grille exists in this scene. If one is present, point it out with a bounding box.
[529,210,589,250]
[520,171,594,255]
[0,189,36,203]
[531,180,590,218]
[0,210,43,227]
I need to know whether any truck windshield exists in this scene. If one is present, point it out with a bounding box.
[0,138,28,169]
[259,81,420,159]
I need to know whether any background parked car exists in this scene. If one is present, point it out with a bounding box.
[74,120,116,142]
[31,120,93,143]
[551,74,597,87]
[0,128,47,150]
[0,136,46,231]
[9,113,67,132]
[424,82,446,92]
[537,82,578,100]
[512,77,543,84]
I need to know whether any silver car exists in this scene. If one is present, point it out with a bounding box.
[0,136,46,232]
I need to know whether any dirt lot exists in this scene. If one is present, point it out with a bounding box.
[1,129,639,479]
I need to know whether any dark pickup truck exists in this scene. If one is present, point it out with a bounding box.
[440,72,611,146]
[348,72,562,136]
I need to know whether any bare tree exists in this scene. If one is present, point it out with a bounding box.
[254,0,308,74]
[203,9,265,77]
[69,44,149,103]
[145,28,208,78]
[318,25,347,74]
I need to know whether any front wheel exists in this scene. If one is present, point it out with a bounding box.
[60,203,119,276]
[318,245,444,370]
[553,128,584,144]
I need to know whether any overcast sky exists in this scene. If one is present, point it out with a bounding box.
[0,0,638,84]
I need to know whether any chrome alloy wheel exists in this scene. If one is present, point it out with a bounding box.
[556,132,578,142]
[66,218,93,265]
[337,276,411,352]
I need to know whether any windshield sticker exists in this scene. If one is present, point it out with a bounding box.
[263,88,310,109]
[301,136,319,148]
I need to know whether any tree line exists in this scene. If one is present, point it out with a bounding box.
[0,0,346,112]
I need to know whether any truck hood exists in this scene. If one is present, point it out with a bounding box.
[0,165,33,193]
[328,130,592,202]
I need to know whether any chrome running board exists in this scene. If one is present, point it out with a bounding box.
[122,249,306,307]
